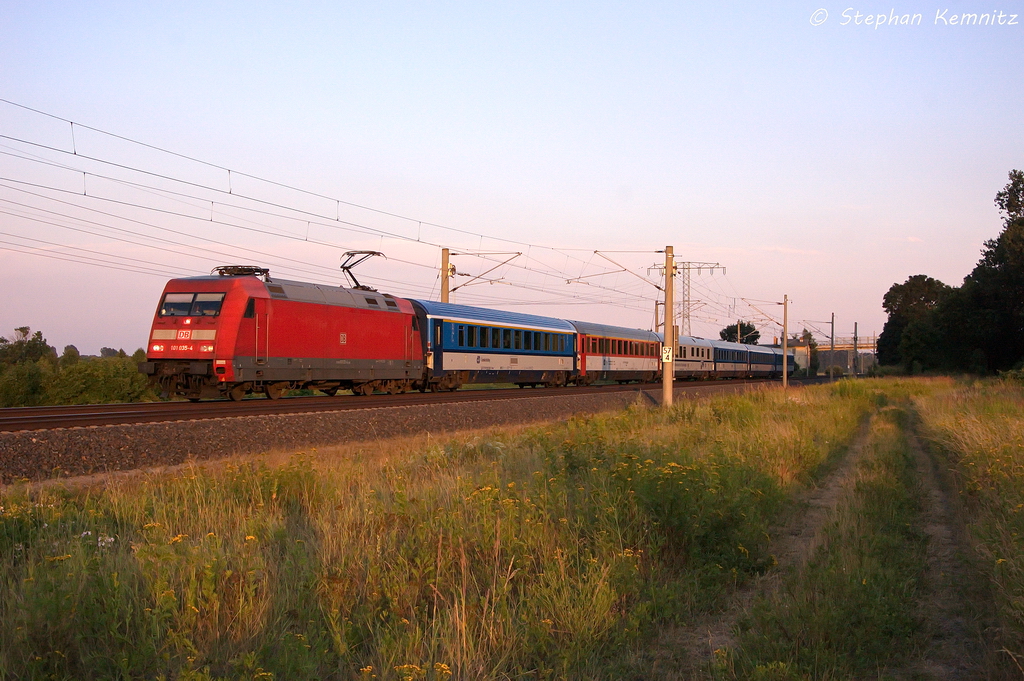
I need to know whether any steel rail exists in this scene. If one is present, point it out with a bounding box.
[0,378,822,433]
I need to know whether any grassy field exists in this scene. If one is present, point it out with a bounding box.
[915,378,1024,675]
[0,381,900,680]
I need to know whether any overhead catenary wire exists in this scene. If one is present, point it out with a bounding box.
[0,97,791,332]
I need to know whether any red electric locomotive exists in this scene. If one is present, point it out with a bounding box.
[139,266,423,400]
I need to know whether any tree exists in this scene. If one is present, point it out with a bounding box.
[0,327,56,366]
[882,170,1024,373]
[720,322,759,344]
[100,347,118,358]
[995,169,1024,226]
[877,275,950,365]
[60,345,81,368]
[798,328,819,375]
[948,216,1024,370]
[0,327,54,407]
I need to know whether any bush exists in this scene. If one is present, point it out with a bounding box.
[0,361,50,407]
[45,357,156,405]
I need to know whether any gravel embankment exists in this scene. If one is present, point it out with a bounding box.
[0,388,665,483]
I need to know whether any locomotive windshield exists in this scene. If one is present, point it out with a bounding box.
[159,292,226,317]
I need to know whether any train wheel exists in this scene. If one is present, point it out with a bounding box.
[265,383,287,400]
[385,381,401,395]
[228,384,247,401]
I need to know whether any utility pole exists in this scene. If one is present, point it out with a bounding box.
[830,312,835,382]
[853,322,858,377]
[782,294,789,389]
[662,246,675,407]
[440,248,451,303]
[736,319,742,343]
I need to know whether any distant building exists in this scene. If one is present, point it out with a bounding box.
[818,349,876,376]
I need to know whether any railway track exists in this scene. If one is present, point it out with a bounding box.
[0,379,814,432]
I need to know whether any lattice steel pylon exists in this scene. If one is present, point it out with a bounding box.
[675,262,724,337]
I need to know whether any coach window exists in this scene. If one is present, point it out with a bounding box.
[524,331,532,351]
[512,330,521,350]
[160,293,194,316]
[501,329,511,349]
[458,325,466,347]
[467,326,477,347]
[435,324,442,348]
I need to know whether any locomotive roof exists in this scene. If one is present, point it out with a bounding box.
[410,300,575,332]
[567,320,660,342]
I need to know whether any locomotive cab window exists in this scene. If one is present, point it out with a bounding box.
[192,293,225,316]
[159,292,225,317]
[160,293,194,316]
[243,298,255,318]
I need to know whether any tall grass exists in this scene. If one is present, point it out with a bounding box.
[0,382,875,680]
[915,379,1024,669]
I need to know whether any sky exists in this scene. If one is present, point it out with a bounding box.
[1,1,1021,354]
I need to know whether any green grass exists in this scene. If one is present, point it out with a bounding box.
[0,382,878,680]
[715,407,928,680]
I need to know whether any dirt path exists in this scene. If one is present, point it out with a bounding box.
[638,415,876,679]
[898,425,991,680]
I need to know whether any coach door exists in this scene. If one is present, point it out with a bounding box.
[255,298,270,365]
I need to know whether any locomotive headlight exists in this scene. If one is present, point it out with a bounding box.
[151,344,165,352]
[200,344,214,352]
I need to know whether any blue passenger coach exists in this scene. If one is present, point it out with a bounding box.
[709,340,750,378]
[409,300,577,390]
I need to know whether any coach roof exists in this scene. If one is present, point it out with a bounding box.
[410,300,575,332]
[567,320,660,342]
